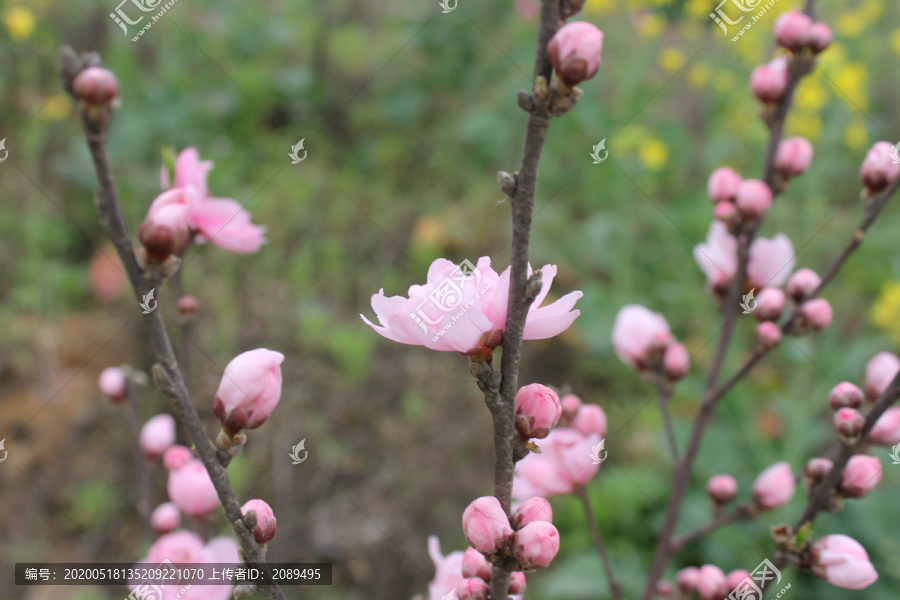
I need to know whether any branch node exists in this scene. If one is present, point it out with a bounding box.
[497,171,518,197]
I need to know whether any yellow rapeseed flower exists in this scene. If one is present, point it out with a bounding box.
[891,29,900,57]
[638,13,665,38]
[844,121,869,151]
[687,63,711,89]
[795,82,827,111]
[639,139,669,170]
[832,62,869,111]
[686,0,711,20]
[836,13,866,37]
[788,112,822,141]
[584,0,618,17]
[3,6,35,41]
[658,47,686,73]
[872,282,900,341]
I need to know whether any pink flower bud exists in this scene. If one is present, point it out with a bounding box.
[860,141,900,193]
[810,534,879,589]
[865,351,900,399]
[139,414,176,460]
[213,348,285,434]
[799,298,833,330]
[752,461,795,509]
[696,565,728,600]
[754,287,786,322]
[167,458,220,518]
[774,9,813,51]
[162,444,193,471]
[663,343,690,380]
[726,570,751,592]
[176,294,199,315]
[99,366,128,402]
[869,407,900,445]
[807,22,833,53]
[462,496,515,555]
[828,382,864,410]
[656,580,674,597]
[735,179,773,219]
[560,394,582,420]
[756,321,783,350]
[150,502,181,534]
[241,499,277,544]
[515,383,562,440]
[804,457,834,482]
[774,136,814,177]
[838,455,882,498]
[512,521,560,570]
[461,547,492,581]
[750,57,789,104]
[713,201,737,224]
[139,189,191,262]
[706,474,737,504]
[455,577,489,600]
[573,403,607,437]
[833,407,865,438]
[72,66,119,105]
[546,22,604,88]
[707,167,743,203]
[509,571,527,594]
[786,268,821,301]
[511,497,553,529]
[612,305,672,370]
[676,567,699,593]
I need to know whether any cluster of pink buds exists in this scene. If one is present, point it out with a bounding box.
[611,305,689,381]
[455,547,526,600]
[546,21,604,88]
[675,565,749,600]
[859,141,900,197]
[773,10,833,54]
[461,495,559,587]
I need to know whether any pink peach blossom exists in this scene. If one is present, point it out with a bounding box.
[99,366,128,401]
[362,257,582,354]
[675,567,699,593]
[756,321,783,350]
[213,348,284,434]
[163,445,193,471]
[774,136,814,176]
[864,351,900,399]
[611,304,672,369]
[547,22,604,87]
[428,536,465,600]
[706,474,737,503]
[149,502,180,534]
[139,414,176,460]
[808,22,833,53]
[735,179,772,219]
[860,141,900,193]
[750,57,789,104]
[462,496,515,555]
[869,406,900,445]
[512,521,560,570]
[707,167,743,203]
[241,499,277,544]
[513,427,600,499]
[73,66,119,105]
[694,222,795,290]
[839,455,882,498]
[511,497,553,529]
[167,458,220,518]
[752,461,795,509]
[774,9,813,51]
[572,403,607,437]
[799,298,833,330]
[663,342,690,380]
[754,287,786,322]
[833,408,865,437]
[139,189,192,261]
[726,569,751,592]
[461,547,492,581]
[696,564,728,600]
[828,382,864,410]
[786,268,821,301]
[810,534,878,589]
[515,384,562,440]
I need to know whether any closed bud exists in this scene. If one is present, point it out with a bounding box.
[150,502,181,534]
[750,57,789,104]
[706,474,738,504]
[515,383,562,440]
[726,570,751,593]
[176,294,199,315]
[808,22,833,53]
[508,571,527,594]
[73,66,119,105]
[139,190,191,262]
[99,366,128,402]
[512,521,560,570]
[676,567,699,594]
[833,407,865,438]
[809,535,879,589]
[756,321,783,350]
[241,499,277,544]
[735,179,773,219]
[869,407,900,445]
[754,287,786,321]
[162,445,193,471]
[461,547,492,581]
[786,268,821,301]
[139,414,176,460]
[804,457,834,484]
[828,382,864,410]
[707,167,743,203]
[752,461,795,509]
[838,455,882,498]
[656,580,674,598]
[696,565,728,600]
[860,141,900,193]
[573,403,607,437]
[547,22,604,88]
[511,497,553,529]
[864,351,900,399]
[774,9,813,51]
[456,578,489,600]
[167,458,220,518]
[774,136,814,177]
[713,200,738,225]
[213,348,285,434]
[560,394,582,420]
[462,496,515,555]
[663,343,690,380]
[799,298,833,330]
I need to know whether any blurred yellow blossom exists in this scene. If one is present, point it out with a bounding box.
[639,138,669,170]
[658,47,686,73]
[713,70,736,93]
[3,6,35,41]
[872,282,900,342]
[836,13,866,37]
[832,62,868,111]
[788,112,822,141]
[795,81,827,111]
[584,0,618,17]
[40,95,71,121]
[844,120,869,151]
[686,0,711,20]
[637,13,665,38]
[687,63,711,89]
[891,29,900,57]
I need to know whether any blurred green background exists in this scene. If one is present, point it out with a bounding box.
[1,0,900,598]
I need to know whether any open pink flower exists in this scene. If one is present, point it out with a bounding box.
[513,427,600,499]
[362,257,582,355]
[159,147,266,254]
[428,535,465,600]
[130,530,238,600]
[611,305,672,369]
[694,222,795,290]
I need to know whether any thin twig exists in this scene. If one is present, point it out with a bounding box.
[577,487,624,600]
[652,376,679,464]
[123,381,152,540]
[669,503,755,553]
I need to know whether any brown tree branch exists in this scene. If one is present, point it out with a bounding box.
[669,502,755,553]
[577,487,624,600]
